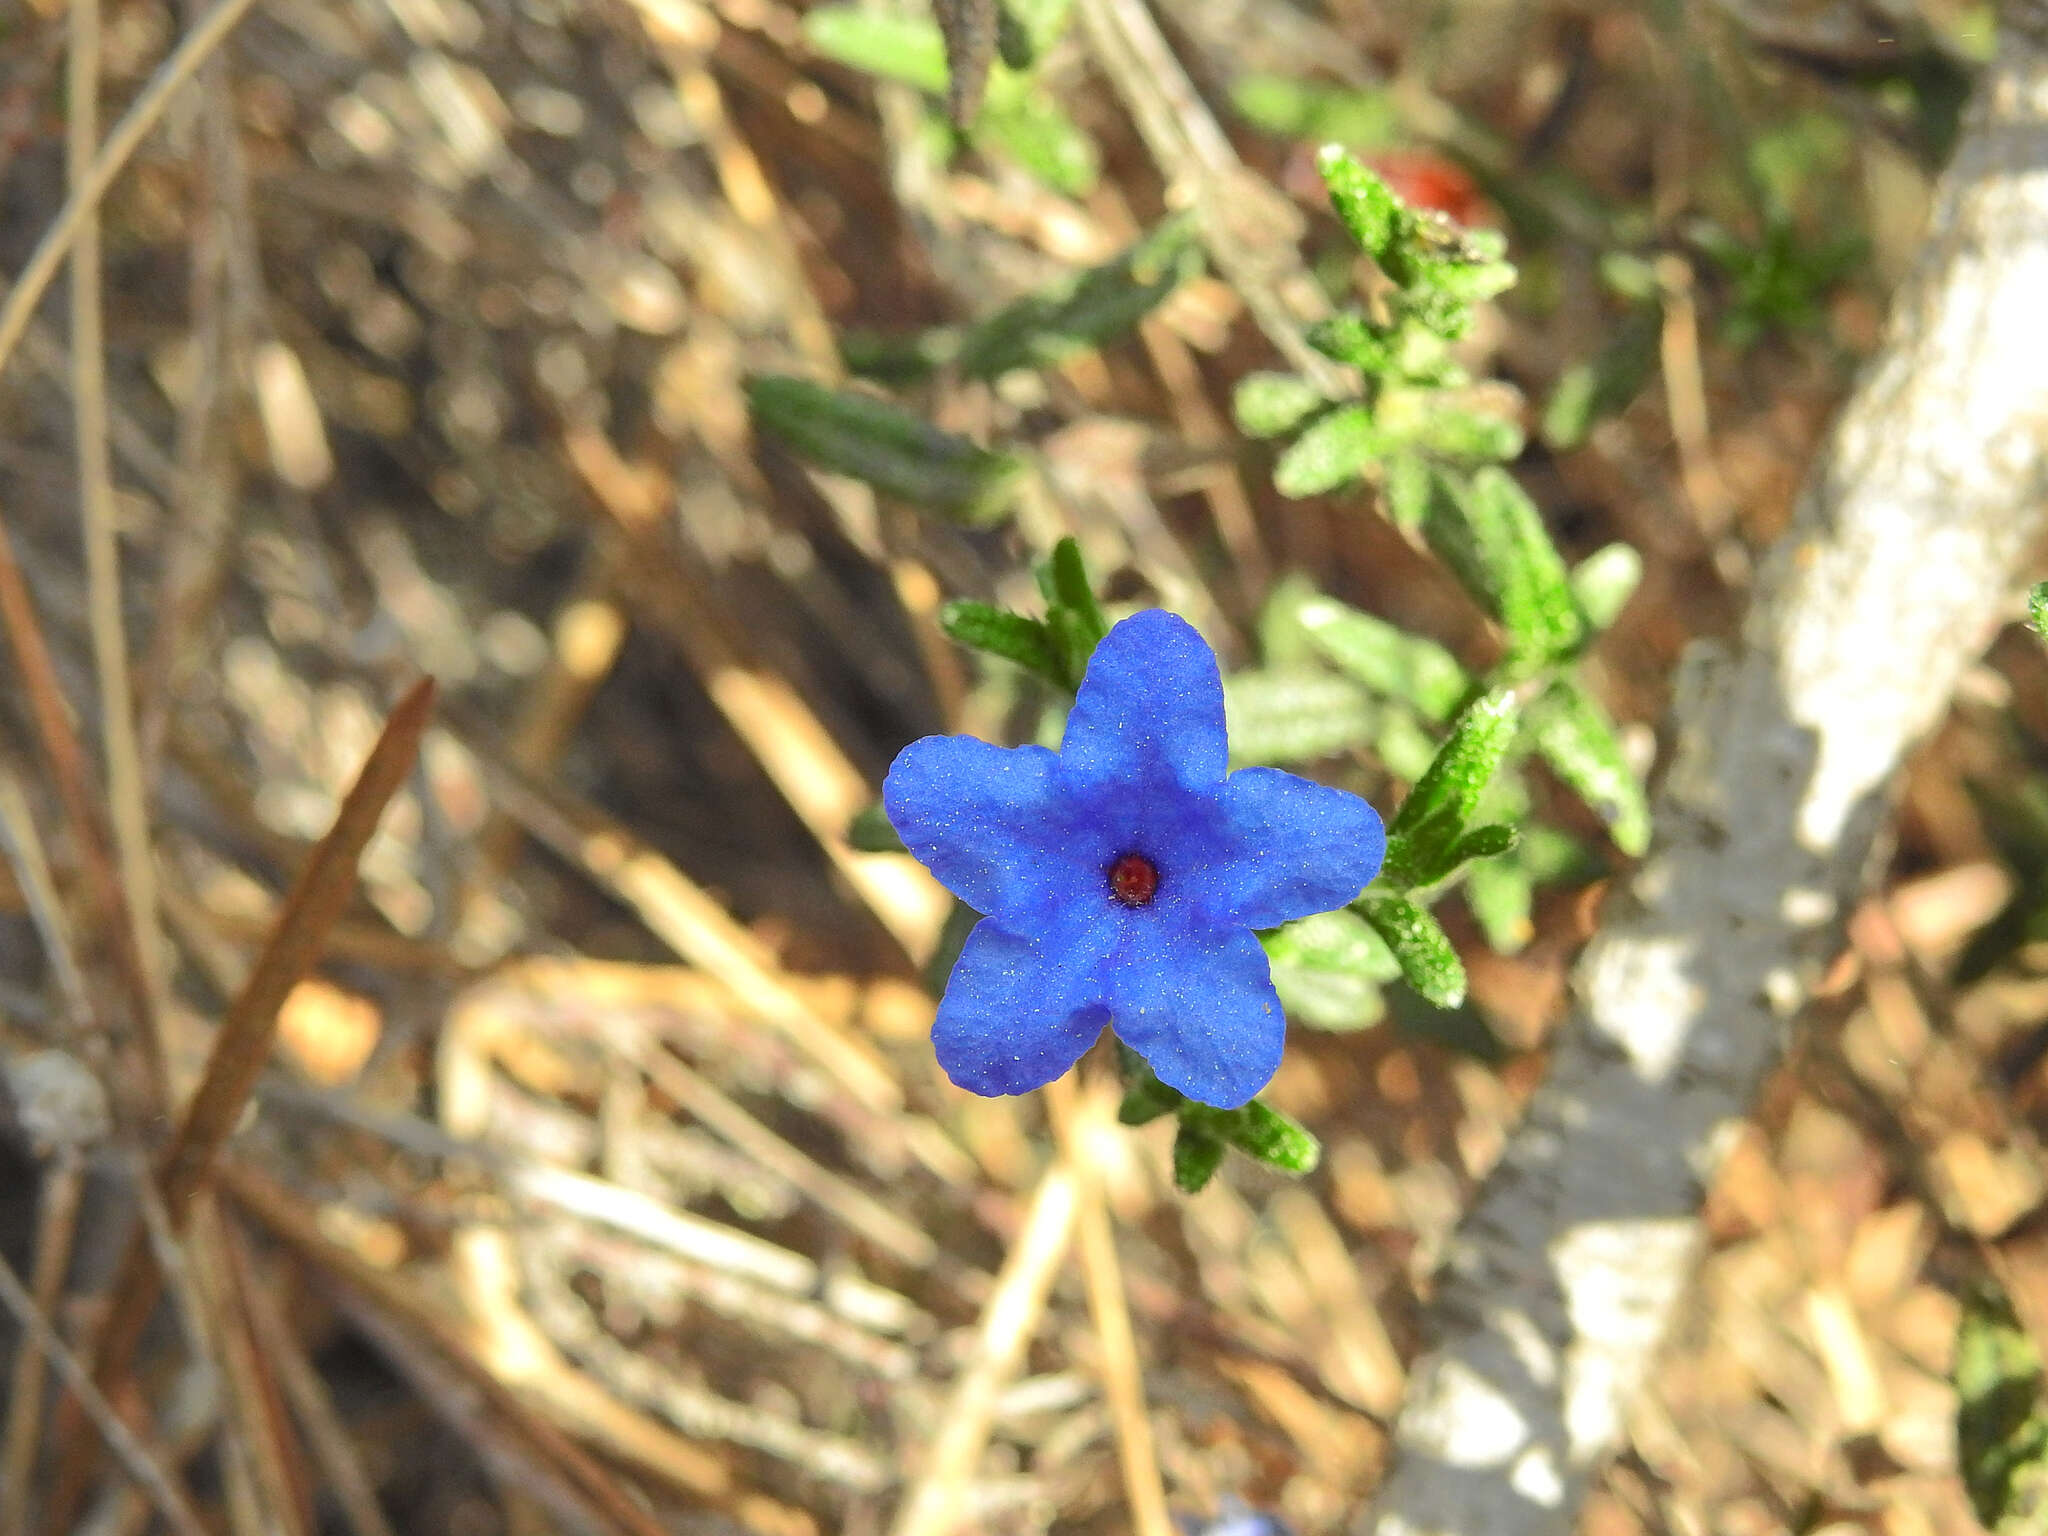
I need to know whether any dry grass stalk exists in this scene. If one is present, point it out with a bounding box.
[69,0,164,1034]
[47,678,435,1528]
[1044,1075,1175,1536]
[0,0,268,381]
[888,1163,1079,1536]
[0,1242,209,1536]
[222,1162,678,1536]
[0,1154,84,1536]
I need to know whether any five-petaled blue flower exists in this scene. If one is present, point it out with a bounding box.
[885,609,1386,1108]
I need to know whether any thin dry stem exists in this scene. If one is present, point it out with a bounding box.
[0,1243,208,1536]
[237,1245,400,1536]
[69,0,165,1026]
[1044,1076,1175,1536]
[48,679,434,1531]
[0,0,268,383]
[0,1155,84,1536]
[887,1162,1078,1536]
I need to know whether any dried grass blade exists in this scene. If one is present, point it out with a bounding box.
[48,678,434,1530]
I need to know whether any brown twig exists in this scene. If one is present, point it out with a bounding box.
[0,508,164,1099]
[0,1244,209,1536]
[46,678,435,1531]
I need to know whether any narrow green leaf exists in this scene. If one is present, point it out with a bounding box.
[1274,405,1385,497]
[848,803,905,854]
[1305,312,1398,373]
[1382,451,1431,531]
[804,8,951,93]
[1235,372,1328,439]
[939,600,1064,683]
[1383,690,1519,887]
[1118,1071,1183,1126]
[980,89,1099,195]
[1231,75,1399,148]
[1529,680,1651,856]
[2031,582,2048,642]
[955,215,1202,379]
[1358,892,1467,1008]
[1183,1101,1321,1174]
[1450,822,1519,862]
[1295,596,1470,722]
[1040,537,1107,644]
[1465,856,1535,954]
[1172,1123,1227,1192]
[1263,909,1398,1031]
[1421,466,1585,664]
[1570,542,1644,631]
[1317,145,1417,282]
[997,0,1072,64]
[746,375,1022,524]
[1223,671,1377,766]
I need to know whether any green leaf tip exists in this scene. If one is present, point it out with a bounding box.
[745,374,1022,525]
[1358,891,1467,1008]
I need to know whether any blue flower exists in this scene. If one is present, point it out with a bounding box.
[885,609,1386,1108]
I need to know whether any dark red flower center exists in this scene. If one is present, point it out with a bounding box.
[1107,852,1160,907]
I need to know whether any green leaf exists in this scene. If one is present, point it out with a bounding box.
[1235,372,1329,439]
[2031,582,2048,643]
[1118,1071,1183,1126]
[1039,538,1107,644]
[1231,75,1399,148]
[1358,892,1467,1008]
[1421,466,1585,665]
[1263,909,1398,1031]
[848,802,905,853]
[1274,405,1385,497]
[1172,1123,1227,1192]
[1466,823,1585,955]
[1382,690,1519,887]
[1306,312,1399,374]
[1382,452,1431,531]
[980,88,1099,195]
[746,375,1023,525]
[1295,596,1470,722]
[1528,679,1651,856]
[1570,542,1644,631]
[1956,1282,2048,1535]
[1465,855,1534,954]
[1182,1101,1321,1174]
[955,215,1202,379]
[939,600,1065,684]
[1223,671,1377,766]
[1451,822,1519,862]
[805,8,951,92]
[1376,393,1524,464]
[1317,145,1418,283]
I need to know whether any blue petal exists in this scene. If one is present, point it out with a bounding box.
[932,919,1112,1096]
[1205,766,1387,928]
[1060,610,1228,792]
[1105,925,1285,1108]
[884,737,1091,927]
